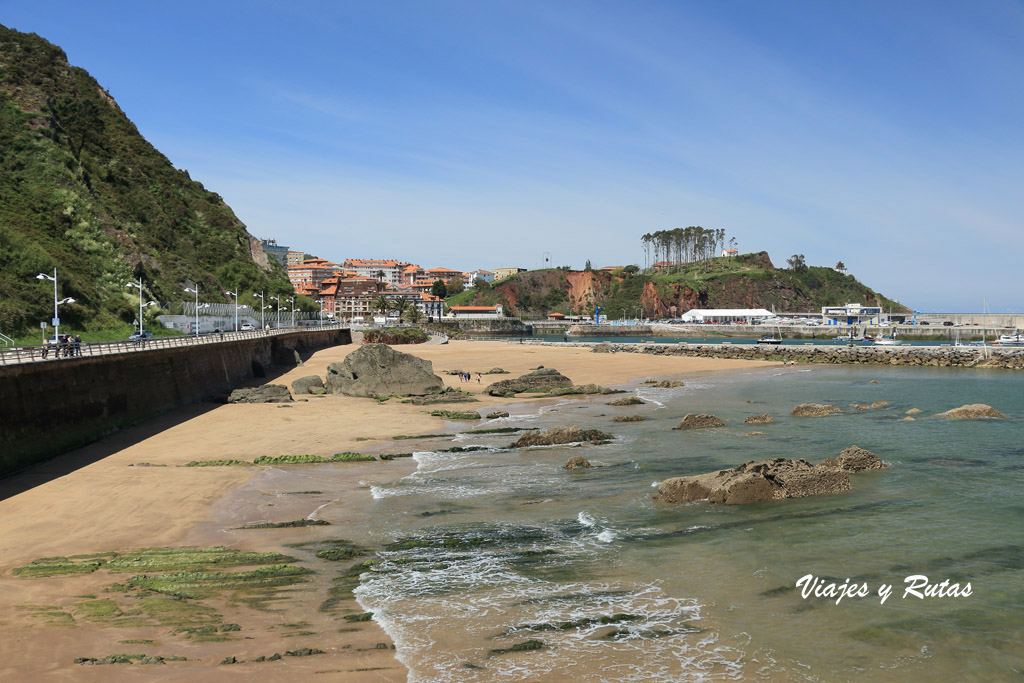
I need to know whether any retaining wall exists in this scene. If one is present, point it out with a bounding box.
[0,328,350,476]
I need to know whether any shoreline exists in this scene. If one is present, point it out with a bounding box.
[0,341,777,680]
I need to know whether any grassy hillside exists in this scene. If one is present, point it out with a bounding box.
[450,253,908,318]
[0,25,298,339]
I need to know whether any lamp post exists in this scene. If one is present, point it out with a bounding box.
[286,297,295,328]
[184,285,200,336]
[635,307,644,324]
[270,295,281,329]
[225,289,239,331]
[316,298,325,326]
[35,268,72,344]
[126,278,157,336]
[253,291,265,330]
[620,308,627,324]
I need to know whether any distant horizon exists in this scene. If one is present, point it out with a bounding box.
[2,1,1021,312]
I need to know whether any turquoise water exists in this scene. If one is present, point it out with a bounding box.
[350,366,1023,681]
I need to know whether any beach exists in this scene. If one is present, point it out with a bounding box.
[0,341,772,681]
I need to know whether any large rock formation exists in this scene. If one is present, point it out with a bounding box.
[228,385,293,404]
[325,344,443,398]
[563,456,592,469]
[654,446,886,505]
[509,426,613,448]
[484,368,574,396]
[936,404,1005,420]
[674,414,725,430]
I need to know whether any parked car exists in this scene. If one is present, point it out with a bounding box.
[942,321,954,326]
[128,330,153,341]
[920,321,930,325]
[240,323,254,331]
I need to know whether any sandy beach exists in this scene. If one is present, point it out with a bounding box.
[0,340,776,681]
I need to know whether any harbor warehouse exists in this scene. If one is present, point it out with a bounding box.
[681,308,774,323]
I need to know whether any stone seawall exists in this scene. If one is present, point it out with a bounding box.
[587,341,1024,369]
[0,328,351,476]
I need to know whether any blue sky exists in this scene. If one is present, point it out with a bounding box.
[3,1,1022,311]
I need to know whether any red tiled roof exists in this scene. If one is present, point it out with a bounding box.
[451,306,500,311]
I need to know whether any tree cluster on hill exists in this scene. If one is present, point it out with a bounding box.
[641,227,729,269]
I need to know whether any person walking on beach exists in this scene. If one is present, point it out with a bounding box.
[476,373,482,383]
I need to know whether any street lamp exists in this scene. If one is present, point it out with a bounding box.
[270,295,281,329]
[184,285,200,336]
[286,296,295,328]
[225,289,240,331]
[620,308,627,324]
[635,307,644,323]
[316,298,325,326]
[35,268,69,344]
[127,278,157,336]
[253,291,265,330]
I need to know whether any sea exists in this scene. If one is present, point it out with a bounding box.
[255,364,1024,681]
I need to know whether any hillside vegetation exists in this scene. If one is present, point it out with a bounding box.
[0,25,297,338]
[449,252,908,318]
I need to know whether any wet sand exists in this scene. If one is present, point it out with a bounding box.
[0,340,776,680]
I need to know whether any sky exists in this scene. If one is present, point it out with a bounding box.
[3,0,1022,312]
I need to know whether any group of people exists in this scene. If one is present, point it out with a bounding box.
[41,333,82,359]
[457,372,482,383]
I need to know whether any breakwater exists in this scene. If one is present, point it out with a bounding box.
[543,340,1024,369]
[0,327,351,476]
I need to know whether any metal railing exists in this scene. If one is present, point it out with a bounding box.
[0,323,350,367]
[0,332,13,347]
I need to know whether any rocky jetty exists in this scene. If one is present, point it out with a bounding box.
[484,368,574,396]
[563,456,592,469]
[791,403,841,417]
[743,414,774,424]
[228,385,293,403]
[509,426,613,448]
[402,388,479,405]
[325,344,443,398]
[936,404,1005,419]
[291,375,325,395]
[608,396,646,406]
[654,446,885,505]
[673,414,725,429]
[562,340,1024,370]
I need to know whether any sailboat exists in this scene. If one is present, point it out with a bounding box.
[757,319,783,345]
[873,326,901,346]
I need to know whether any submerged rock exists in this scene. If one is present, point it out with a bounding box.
[673,414,725,430]
[791,403,841,417]
[936,404,1005,420]
[563,456,592,469]
[325,344,443,398]
[486,410,510,419]
[819,446,887,472]
[607,396,646,406]
[484,368,574,396]
[228,385,293,403]
[652,380,685,388]
[612,415,647,422]
[743,414,774,424]
[509,426,613,448]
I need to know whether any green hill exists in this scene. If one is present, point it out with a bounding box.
[0,25,297,339]
[449,252,908,318]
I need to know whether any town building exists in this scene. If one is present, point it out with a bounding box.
[287,259,339,290]
[466,269,494,284]
[721,248,739,258]
[286,251,306,268]
[821,303,883,326]
[343,259,405,286]
[492,267,526,281]
[261,239,290,266]
[447,304,504,319]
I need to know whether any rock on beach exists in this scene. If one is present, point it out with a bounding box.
[673,414,725,430]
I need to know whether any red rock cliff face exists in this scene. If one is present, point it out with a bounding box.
[564,271,607,312]
[640,281,707,317]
